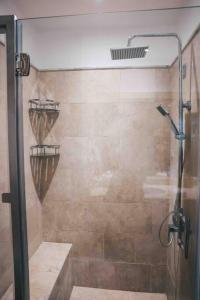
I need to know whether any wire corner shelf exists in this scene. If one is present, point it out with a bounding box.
[30,144,60,157]
[29,98,60,112]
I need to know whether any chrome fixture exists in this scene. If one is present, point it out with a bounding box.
[156,105,185,140]
[110,46,149,60]
[127,33,184,209]
[124,32,191,257]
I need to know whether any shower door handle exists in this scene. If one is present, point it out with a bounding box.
[2,192,12,203]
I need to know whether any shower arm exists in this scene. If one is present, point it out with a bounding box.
[127,33,183,136]
[128,33,184,212]
[128,35,182,116]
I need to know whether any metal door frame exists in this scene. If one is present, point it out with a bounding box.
[196,137,200,300]
[0,15,29,300]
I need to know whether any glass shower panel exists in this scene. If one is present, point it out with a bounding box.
[0,34,14,300]
[20,6,200,300]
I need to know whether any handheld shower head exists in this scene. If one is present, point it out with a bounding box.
[156,105,182,139]
[156,105,169,116]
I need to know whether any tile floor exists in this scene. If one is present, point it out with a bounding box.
[70,286,167,300]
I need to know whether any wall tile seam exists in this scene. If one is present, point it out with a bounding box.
[49,98,171,102]
[102,258,167,266]
[70,258,167,267]
[37,100,171,105]
[166,263,176,287]
[43,200,162,204]
[149,265,166,293]
[46,230,156,238]
[47,230,154,235]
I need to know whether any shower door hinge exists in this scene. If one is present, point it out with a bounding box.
[16,53,30,76]
[2,193,12,203]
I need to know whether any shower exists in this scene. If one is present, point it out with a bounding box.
[0,6,199,299]
[110,33,191,257]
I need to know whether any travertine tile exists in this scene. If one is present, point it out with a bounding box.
[150,265,167,293]
[52,201,152,235]
[135,236,166,265]
[39,67,172,295]
[103,169,143,203]
[55,201,106,232]
[2,242,73,300]
[104,232,135,263]
[71,258,93,287]
[70,286,167,300]
[116,262,151,292]
[40,70,121,103]
[72,258,152,292]
[29,242,72,299]
[52,103,94,138]
[72,258,119,290]
[151,199,169,240]
[88,259,120,290]
[104,202,152,235]
[48,230,104,259]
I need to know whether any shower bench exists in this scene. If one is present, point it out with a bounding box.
[2,242,73,300]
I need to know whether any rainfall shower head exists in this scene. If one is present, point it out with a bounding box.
[157,105,180,138]
[110,46,149,60]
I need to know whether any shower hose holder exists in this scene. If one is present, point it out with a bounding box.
[175,132,186,140]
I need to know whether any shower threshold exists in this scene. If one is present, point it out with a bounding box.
[70,286,167,300]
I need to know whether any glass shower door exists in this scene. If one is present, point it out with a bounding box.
[0,31,14,300]
[0,16,29,300]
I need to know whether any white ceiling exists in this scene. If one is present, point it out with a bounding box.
[0,1,200,69]
[0,0,200,19]
[21,7,200,70]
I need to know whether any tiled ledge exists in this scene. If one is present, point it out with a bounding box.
[2,242,72,300]
[70,286,167,300]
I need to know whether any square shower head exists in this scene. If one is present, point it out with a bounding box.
[110,46,149,60]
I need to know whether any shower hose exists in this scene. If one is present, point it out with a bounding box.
[158,136,184,248]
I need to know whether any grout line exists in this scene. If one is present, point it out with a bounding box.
[102,232,105,261]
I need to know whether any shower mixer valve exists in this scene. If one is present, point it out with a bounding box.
[168,209,191,259]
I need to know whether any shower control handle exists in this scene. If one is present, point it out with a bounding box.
[168,223,180,242]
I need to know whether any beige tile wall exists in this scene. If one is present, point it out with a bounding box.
[38,67,172,293]
[167,30,200,300]
[0,51,173,296]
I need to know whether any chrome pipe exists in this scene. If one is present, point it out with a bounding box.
[128,33,184,211]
